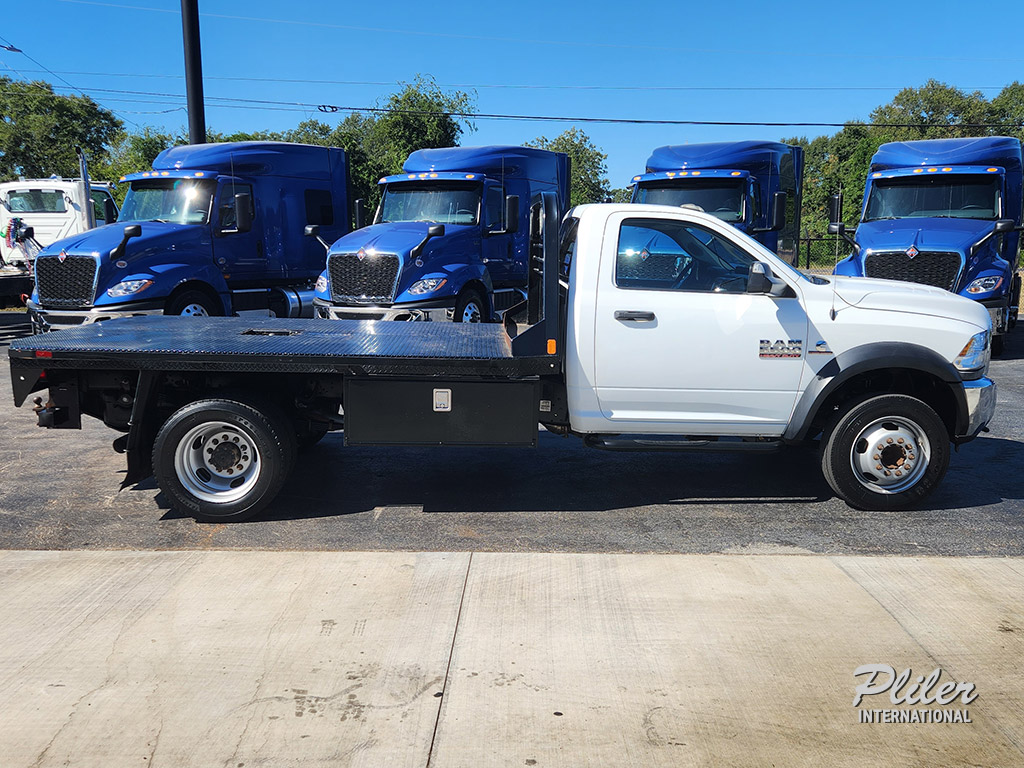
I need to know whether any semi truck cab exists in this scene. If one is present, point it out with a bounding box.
[313,145,569,322]
[630,141,804,265]
[26,142,350,332]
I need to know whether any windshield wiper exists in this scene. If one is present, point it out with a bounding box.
[149,218,170,223]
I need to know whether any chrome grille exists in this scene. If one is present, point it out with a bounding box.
[328,252,400,304]
[35,255,98,307]
[864,251,961,292]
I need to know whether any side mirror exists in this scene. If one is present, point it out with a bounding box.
[233,193,253,233]
[503,195,520,234]
[354,198,367,229]
[828,193,842,227]
[103,197,117,224]
[827,221,846,236]
[21,226,34,241]
[111,224,142,260]
[993,218,1015,234]
[427,224,445,238]
[768,191,786,231]
[412,225,445,260]
[746,262,772,294]
[304,224,320,238]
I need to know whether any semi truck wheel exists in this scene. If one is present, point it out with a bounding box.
[166,290,221,317]
[153,398,296,522]
[820,394,949,510]
[454,289,487,323]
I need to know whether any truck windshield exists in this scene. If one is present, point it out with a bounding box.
[634,180,745,222]
[6,189,68,213]
[378,183,480,225]
[120,179,215,225]
[864,176,1001,221]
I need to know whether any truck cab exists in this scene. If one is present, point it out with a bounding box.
[26,142,349,332]
[629,141,803,265]
[832,137,1023,354]
[0,178,117,306]
[313,145,569,322]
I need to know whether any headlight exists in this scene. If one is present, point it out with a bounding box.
[315,274,328,294]
[408,277,447,295]
[966,276,1003,294]
[106,279,153,298]
[954,330,991,374]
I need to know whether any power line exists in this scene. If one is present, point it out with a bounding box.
[55,0,1024,64]
[10,68,1018,94]
[10,81,1022,130]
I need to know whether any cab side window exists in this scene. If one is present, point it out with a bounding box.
[485,187,504,230]
[91,189,116,224]
[218,184,254,229]
[615,218,756,293]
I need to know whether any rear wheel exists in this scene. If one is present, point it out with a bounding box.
[821,394,949,510]
[454,288,487,323]
[153,398,295,522]
[166,289,221,318]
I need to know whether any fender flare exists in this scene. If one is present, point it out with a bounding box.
[784,342,968,442]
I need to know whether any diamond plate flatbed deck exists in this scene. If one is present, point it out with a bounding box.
[8,316,559,377]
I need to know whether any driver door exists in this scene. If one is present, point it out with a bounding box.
[211,180,265,280]
[592,212,808,435]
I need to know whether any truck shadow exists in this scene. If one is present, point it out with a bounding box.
[153,432,1024,522]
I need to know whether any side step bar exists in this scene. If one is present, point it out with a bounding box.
[584,435,783,453]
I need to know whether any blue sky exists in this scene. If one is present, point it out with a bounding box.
[4,0,1022,186]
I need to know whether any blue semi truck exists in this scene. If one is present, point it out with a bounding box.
[830,136,1022,354]
[312,145,569,322]
[27,142,350,332]
[629,141,804,265]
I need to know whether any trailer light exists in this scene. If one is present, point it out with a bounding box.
[666,172,676,177]
[408,277,447,295]
[731,171,742,176]
[943,167,952,171]
[194,172,204,177]
[679,171,688,176]
[465,174,476,179]
[927,168,938,172]
[106,279,153,298]
[913,168,924,173]
[966,276,1003,294]
[547,339,557,355]
[408,174,416,179]
[691,171,701,175]
[35,350,52,359]
[430,173,438,178]
[954,330,990,374]
[987,168,998,172]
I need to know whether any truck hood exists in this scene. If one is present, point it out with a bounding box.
[831,274,989,329]
[328,221,474,258]
[857,217,996,255]
[38,221,205,264]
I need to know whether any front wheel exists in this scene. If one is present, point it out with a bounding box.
[821,394,949,510]
[454,288,487,323]
[153,399,295,522]
[166,289,221,318]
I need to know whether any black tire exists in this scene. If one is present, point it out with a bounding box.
[821,394,949,510]
[153,398,296,522]
[454,288,487,323]
[166,289,221,318]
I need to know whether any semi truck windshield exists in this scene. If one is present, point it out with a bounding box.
[120,179,214,225]
[864,176,1001,221]
[634,181,745,222]
[378,184,481,225]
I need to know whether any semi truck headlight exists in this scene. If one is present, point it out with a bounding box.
[409,277,447,295]
[315,274,328,294]
[106,279,153,298]
[966,276,1003,294]
[954,330,990,375]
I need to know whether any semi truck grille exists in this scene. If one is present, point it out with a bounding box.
[328,252,400,304]
[864,251,961,292]
[35,255,98,307]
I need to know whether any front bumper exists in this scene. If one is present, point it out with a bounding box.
[958,377,997,442]
[27,298,165,332]
[313,296,454,322]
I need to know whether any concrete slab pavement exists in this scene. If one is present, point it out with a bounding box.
[0,551,1021,766]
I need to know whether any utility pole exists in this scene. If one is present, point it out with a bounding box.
[181,0,206,144]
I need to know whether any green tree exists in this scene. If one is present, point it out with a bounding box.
[94,127,176,202]
[0,77,121,180]
[527,127,610,206]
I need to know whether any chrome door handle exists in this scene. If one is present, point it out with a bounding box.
[614,310,656,322]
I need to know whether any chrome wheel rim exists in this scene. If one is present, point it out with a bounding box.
[461,300,482,323]
[173,421,260,503]
[179,303,210,317]
[849,416,930,494]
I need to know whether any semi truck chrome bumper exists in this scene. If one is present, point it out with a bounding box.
[960,377,997,442]
[313,298,453,322]
[27,299,164,333]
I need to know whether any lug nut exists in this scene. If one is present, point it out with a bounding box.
[887,438,894,444]
[226,469,233,475]
[897,438,904,444]
[896,471,902,476]
[876,464,883,470]
[236,464,243,470]
[884,471,892,476]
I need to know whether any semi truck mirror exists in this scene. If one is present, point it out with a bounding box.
[993,219,1015,234]
[304,224,320,238]
[233,193,253,233]
[411,225,446,260]
[354,199,367,229]
[827,222,846,236]
[769,191,786,231]
[504,195,520,234]
[828,193,842,226]
[111,224,142,261]
[427,224,445,238]
[103,197,117,224]
[21,226,34,241]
